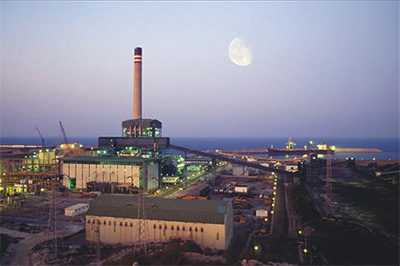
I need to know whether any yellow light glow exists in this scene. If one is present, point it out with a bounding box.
[298,229,302,235]
[254,245,259,251]
[303,248,308,254]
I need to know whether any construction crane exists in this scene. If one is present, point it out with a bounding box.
[59,121,69,144]
[35,126,46,146]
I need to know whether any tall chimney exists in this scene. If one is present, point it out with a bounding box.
[133,47,142,119]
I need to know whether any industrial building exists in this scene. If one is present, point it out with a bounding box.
[59,47,167,193]
[65,203,89,217]
[86,195,233,250]
[60,156,159,191]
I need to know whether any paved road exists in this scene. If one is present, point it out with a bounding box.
[6,223,84,266]
[270,174,289,237]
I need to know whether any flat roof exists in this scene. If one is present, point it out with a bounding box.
[60,156,159,164]
[87,194,230,224]
[65,203,89,210]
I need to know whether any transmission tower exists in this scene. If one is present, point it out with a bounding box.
[47,178,58,261]
[326,146,332,213]
[136,187,149,255]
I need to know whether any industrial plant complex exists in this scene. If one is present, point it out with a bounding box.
[0,47,398,266]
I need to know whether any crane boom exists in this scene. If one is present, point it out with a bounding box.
[35,126,45,146]
[59,121,69,144]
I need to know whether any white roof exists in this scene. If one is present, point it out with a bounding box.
[65,203,89,210]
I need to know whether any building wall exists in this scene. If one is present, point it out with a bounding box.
[146,163,159,190]
[86,215,231,250]
[62,162,149,190]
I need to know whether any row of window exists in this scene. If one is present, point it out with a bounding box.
[152,224,204,232]
[87,220,204,232]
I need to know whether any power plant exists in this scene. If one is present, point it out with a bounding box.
[0,46,396,266]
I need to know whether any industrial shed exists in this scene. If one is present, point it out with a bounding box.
[86,195,233,250]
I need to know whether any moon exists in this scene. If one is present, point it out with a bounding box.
[228,37,253,66]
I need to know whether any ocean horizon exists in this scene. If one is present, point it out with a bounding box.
[1,136,398,160]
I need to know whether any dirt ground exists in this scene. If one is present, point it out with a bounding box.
[290,163,399,265]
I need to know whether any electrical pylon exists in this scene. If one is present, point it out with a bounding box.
[47,178,58,261]
[135,185,149,255]
[326,146,332,213]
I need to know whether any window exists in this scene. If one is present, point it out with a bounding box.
[195,227,198,232]
[171,225,174,230]
[125,222,128,226]
[103,221,106,225]
[182,226,185,231]
[177,226,180,231]
[159,225,162,229]
[189,227,192,232]
[113,222,116,232]
[130,223,133,227]
[153,224,156,229]
[217,233,219,240]
[120,222,123,226]
[164,225,167,230]
[109,221,111,226]
[201,228,204,232]
[87,220,90,224]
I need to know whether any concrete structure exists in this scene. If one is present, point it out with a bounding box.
[86,195,233,250]
[65,203,89,217]
[60,156,159,191]
[133,47,142,119]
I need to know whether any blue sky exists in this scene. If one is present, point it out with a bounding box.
[1,1,398,138]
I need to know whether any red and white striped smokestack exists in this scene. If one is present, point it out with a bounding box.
[133,47,142,119]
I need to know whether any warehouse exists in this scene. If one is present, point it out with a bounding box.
[86,195,233,250]
[60,156,160,191]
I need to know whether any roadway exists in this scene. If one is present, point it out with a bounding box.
[269,173,289,237]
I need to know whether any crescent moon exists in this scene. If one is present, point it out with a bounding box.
[228,37,253,66]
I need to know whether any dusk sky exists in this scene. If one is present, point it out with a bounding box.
[1,1,398,138]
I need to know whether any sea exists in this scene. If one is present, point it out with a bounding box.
[1,137,399,160]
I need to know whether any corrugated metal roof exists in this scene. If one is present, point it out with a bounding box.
[87,195,229,224]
